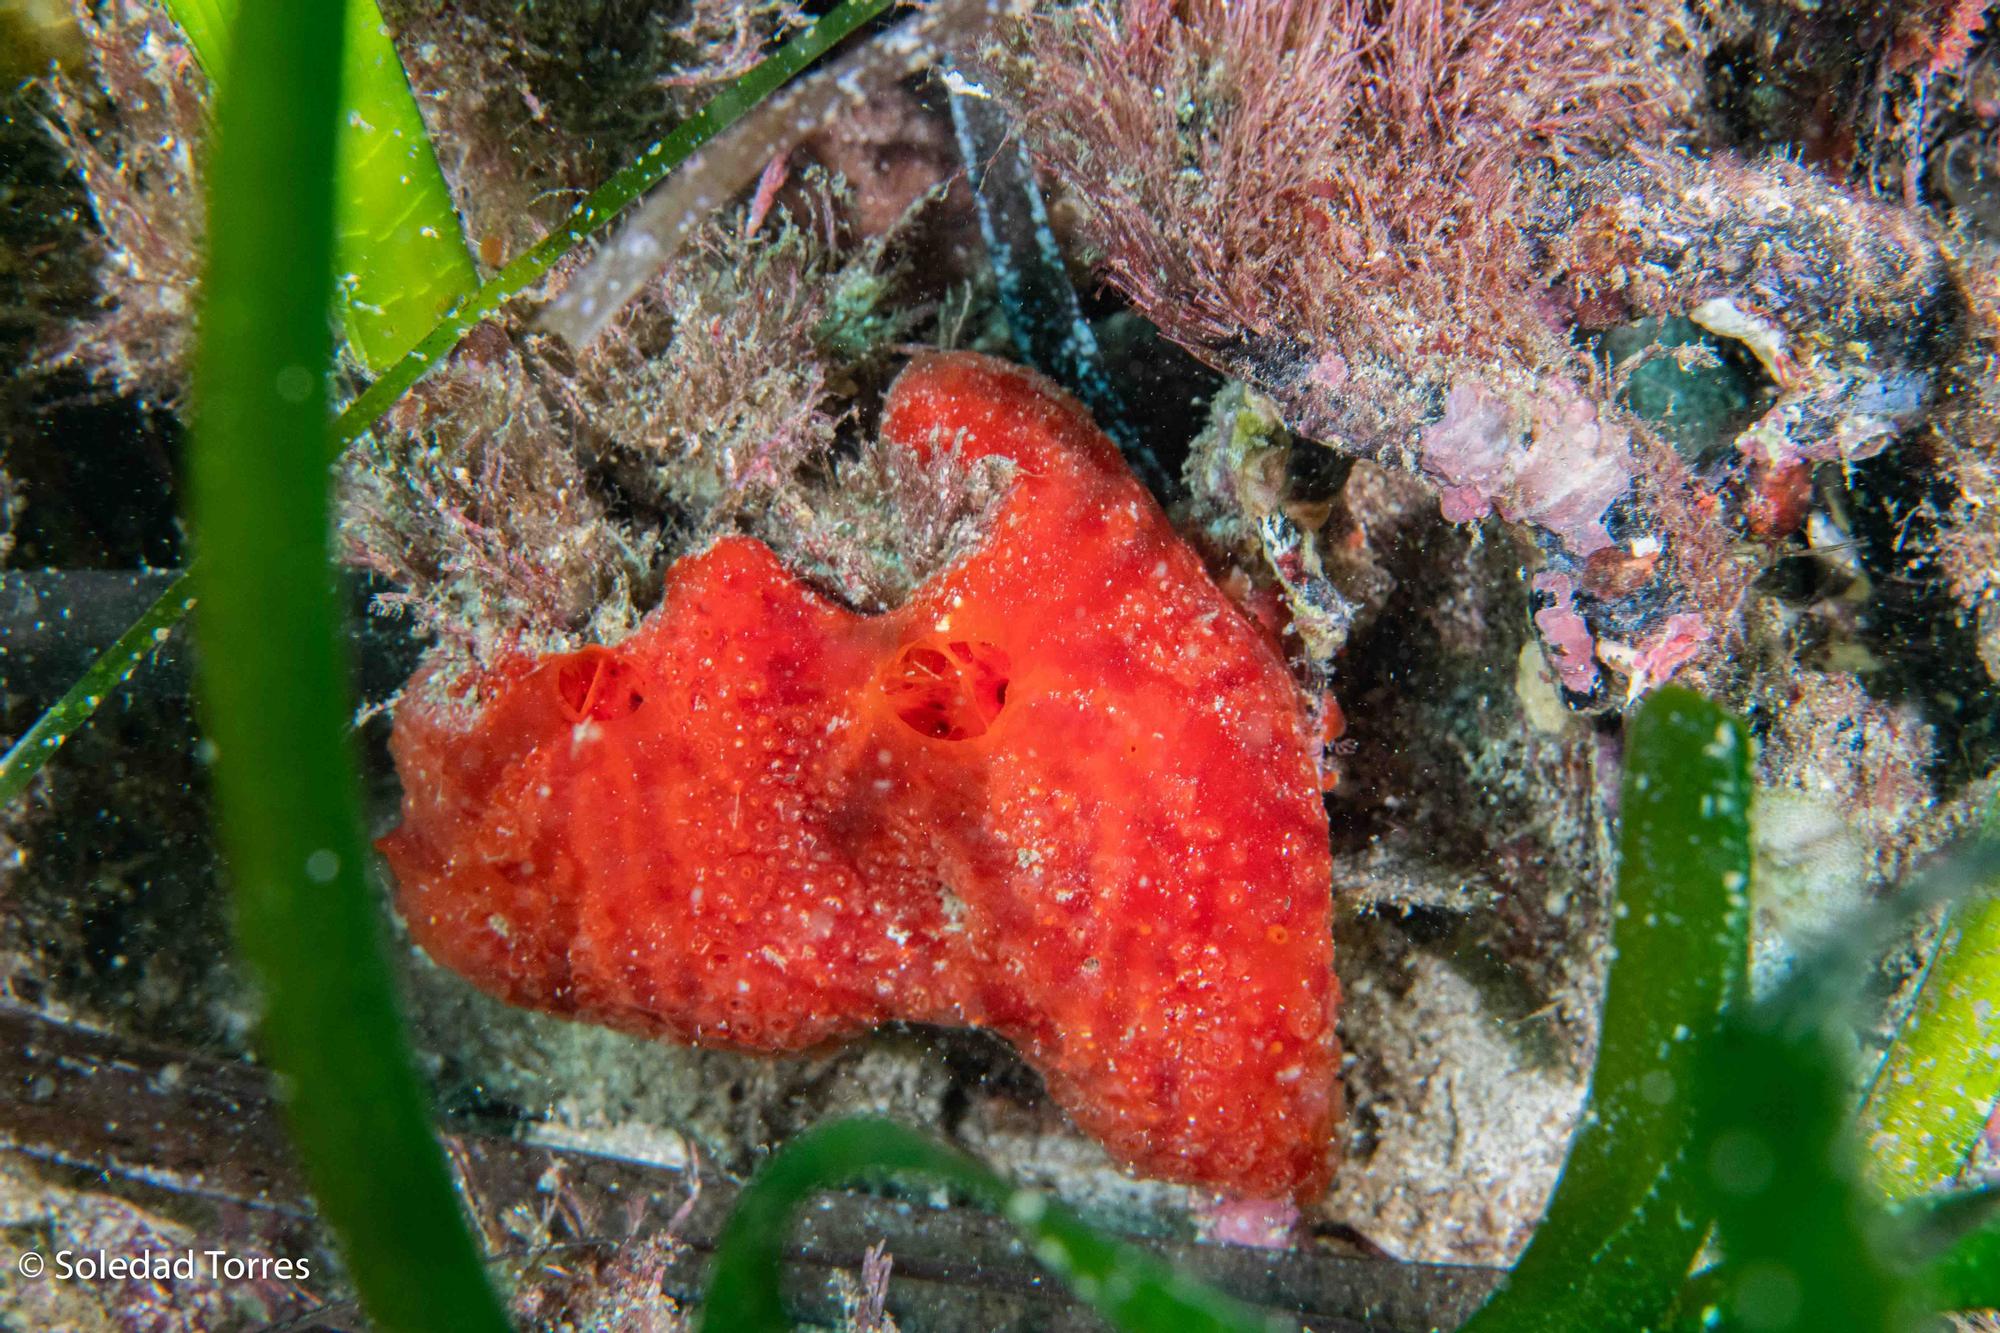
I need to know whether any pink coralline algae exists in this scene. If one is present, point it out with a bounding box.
[381,352,1343,1201]
[1610,613,1713,700]
[1530,573,1602,696]
[1420,381,1633,560]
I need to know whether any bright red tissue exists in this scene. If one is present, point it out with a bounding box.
[382,352,1341,1200]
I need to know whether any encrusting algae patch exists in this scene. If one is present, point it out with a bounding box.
[381,352,1343,1201]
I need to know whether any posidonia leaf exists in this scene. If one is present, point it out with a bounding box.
[1693,1013,1916,1333]
[700,1117,1281,1333]
[161,0,480,371]
[1459,686,1753,1333]
[1923,1198,2000,1312]
[187,1,506,1326]
[1687,835,2000,1332]
[1857,802,2000,1201]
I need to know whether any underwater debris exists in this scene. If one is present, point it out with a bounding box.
[381,353,1341,1201]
